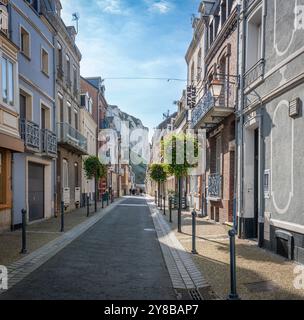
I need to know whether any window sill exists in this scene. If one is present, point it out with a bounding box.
[42,70,50,78]
[0,204,11,210]
[21,51,31,61]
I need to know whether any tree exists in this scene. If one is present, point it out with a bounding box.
[163,133,198,232]
[148,164,168,206]
[83,156,107,212]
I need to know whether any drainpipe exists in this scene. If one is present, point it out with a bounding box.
[10,155,14,231]
[233,4,241,231]
[238,2,246,238]
[52,31,57,216]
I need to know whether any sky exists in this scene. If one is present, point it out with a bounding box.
[61,0,200,139]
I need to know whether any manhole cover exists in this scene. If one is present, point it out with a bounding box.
[244,281,280,293]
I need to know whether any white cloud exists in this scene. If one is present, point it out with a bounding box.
[96,0,127,15]
[148,1,173,14]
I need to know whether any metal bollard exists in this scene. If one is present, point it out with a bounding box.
[60,201,65,232]
[87,195,90,217]
[155,191,157,204]
[169,197,172,223]
[20,209,27,254]
[228,229,240,300]
[160,195,163,210]
[163,196,166,216]
[191,210,198,255]
[102,194,104,209]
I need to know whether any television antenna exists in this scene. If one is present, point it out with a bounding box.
[72,12,80,34]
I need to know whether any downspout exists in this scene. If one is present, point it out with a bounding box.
[52,31,57,217]
[233,4,241,231]
[239,2,246,237]
[11,155,14,231]
[258,109,264,247]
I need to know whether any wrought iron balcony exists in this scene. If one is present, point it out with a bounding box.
[57,122,87,155]
[42,129,57,157]
[20,119,41,152]
[208,173,222,199]
[244,59,265,89]
[191,81,235,129]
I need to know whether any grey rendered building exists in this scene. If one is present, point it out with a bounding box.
[237,0,304,263]
[41,0,87,213]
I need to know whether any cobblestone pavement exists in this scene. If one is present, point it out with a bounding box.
[150,196,304,300]
[0,197,177,300]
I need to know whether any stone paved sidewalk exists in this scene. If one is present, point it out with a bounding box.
[0,199,117,267]
[153,197,304,300]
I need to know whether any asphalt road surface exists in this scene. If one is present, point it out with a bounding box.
[1,197,177,300]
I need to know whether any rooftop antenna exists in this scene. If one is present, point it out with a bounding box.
[72,12,80,34]
[163,110,170,120]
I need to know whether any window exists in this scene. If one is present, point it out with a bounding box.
[221,0,227,27]
[0,150,10,207]
[67,101,71,125]
[190,62,195,84]
[73,65,77,93]
[20,89,33,120]
[246,6,263,70]
[20,26,30,58]
[41,104,50,130]
[58,94,64,123]
[41,48,49,75]
[74,162,79,187]
[215,136,222,174]
[63,159,69,188]
[2,57,14,106]
[74,108,78,130]
[0,5,9,35]
[66,54,71,83]
[197,49,202,81]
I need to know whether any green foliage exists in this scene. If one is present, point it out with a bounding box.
[83,156,107,180]
[148,164,168,183]
[163,132,199,178]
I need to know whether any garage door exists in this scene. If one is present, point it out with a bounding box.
[28,162,44,222]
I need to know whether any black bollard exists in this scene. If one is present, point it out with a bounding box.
[155,191,157,204]
[169,197,172,223]
[102,193,104,209]
[228,229,240,300]
[87,195,90,217]
[191,210,198,255]
[20,209,27,254]
[160,195,163,210]
[60,201,65,232]
[163,196,166,215]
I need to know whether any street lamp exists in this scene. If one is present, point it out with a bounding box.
[209,78,223,99]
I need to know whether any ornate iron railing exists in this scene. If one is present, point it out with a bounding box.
[244,59,265,88]
[191,90,215,128]
[20,119,41,151]
[57,122,87,154]
[208,173,222,199]
[42,129,57,156]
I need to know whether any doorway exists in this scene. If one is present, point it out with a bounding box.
[28,162,45,222]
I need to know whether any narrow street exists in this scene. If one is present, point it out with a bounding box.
[0,198,177,300]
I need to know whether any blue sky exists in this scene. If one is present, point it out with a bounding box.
[61,0,200,137]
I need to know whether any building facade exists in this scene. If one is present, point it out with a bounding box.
[79,89,97,203]
[81,76,108,198]
[237,0,304,263]
[190,0,237,223]
[0,0,24,231]
[11,0,57,226]
[42,0,87,213]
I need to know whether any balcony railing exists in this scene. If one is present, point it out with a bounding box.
[42,129,57,156]
[244,59,265,89]
[20,119,41,151]
[208,173,222,199]
[191,80,235,128]
[57,122,87,155]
